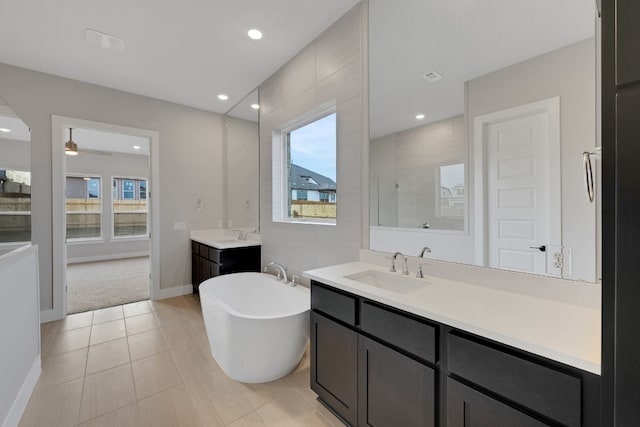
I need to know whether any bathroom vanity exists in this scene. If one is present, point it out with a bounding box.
[305,262,600,427]
[190,232,261,293]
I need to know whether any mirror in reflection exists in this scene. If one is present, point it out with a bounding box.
[225,89,260,231]
[368,0,598,282]
[0,100,31,244]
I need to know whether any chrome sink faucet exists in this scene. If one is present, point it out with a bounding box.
[264,262,288,282]
[390,251,409,275]
[419,246,432,257]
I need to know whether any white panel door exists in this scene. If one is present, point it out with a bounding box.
[483,101,561,274]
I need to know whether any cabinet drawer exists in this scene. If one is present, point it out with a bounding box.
[311,283,357,326]
[191,241,200,255]
[448,333,581,427]
[360,301,436,363]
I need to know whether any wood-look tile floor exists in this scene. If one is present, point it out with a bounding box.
[22,295,342,427]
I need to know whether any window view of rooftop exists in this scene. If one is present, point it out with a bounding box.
[0,169,31,243]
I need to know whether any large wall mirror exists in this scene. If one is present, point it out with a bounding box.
[369,0,600,283]
[0,97,31,253]
[225,88,259,231]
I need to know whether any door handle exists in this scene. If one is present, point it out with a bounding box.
[529,245,546,252]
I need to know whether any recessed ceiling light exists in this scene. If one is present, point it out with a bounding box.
[218,94,229,101]
[0,128,11,133]
[251,104,260,110]
[416,114,425,120]
[133,145,141,150]
[247,28,263,40]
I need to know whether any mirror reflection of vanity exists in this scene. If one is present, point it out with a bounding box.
[369,0,599,283]
[224,88,260,231]
[0,97,31,248]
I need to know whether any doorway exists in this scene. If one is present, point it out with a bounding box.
[51,116,160,319]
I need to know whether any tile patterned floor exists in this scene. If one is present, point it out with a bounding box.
[22,295,342,427]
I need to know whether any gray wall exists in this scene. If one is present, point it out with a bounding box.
[467,37,597,282]
[259,2,368,278]
[225,116,259,229]
[0,63,225,310]
[0,138,30,171]
[66,152,150,263]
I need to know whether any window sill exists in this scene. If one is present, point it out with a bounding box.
[111,235,150,242]
[273,218,336,226]
[66,238,104,245]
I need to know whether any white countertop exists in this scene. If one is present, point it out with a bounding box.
[304,261,601,375]
[190,229,261,249]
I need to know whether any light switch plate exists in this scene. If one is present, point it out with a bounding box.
[173,222,186,231]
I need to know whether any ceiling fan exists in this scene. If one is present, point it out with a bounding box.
[65,128,112,156]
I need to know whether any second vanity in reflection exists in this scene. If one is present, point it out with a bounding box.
[304,255,600,427]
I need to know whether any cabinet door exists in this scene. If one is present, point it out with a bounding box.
[311,312,358,426]
[191,253,201,293]
[358,335,435,427]
[446,378,546,427]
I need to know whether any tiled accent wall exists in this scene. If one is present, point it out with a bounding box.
[370,115,466,230]
[259,3,367,280]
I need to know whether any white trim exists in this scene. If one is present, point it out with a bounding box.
[154,284,193,300]
[1,356,41,427]
[473,96,561,266]
[65,237,104,245]
[52,116,161,321]
[67,251,150,265]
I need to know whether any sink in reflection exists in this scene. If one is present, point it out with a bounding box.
[344,270,429,294]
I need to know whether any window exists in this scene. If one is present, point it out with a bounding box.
[66,175,102,240]
[0,169,31,243]
[275,110,337,224]
[123,180,135,200]
[437,163,465,218]
[113,177,148,237]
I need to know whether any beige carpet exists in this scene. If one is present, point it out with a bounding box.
[67,257,150,314]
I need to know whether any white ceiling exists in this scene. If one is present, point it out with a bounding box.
[370,0,597,139]
[0,0,359,114]
[66,127,150,155]
[0,105,30,142]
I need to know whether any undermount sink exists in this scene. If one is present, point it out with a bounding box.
[344,270,429,294]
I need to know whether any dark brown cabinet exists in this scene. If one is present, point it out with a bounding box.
[358,335,435,427]
[311,312,358,426]
[446,378,546,427]
[190,241,260,293]
[310,281,600,427]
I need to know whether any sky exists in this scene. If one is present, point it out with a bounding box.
[289,113,337,181]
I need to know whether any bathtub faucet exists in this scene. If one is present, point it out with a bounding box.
[264,262,288,282]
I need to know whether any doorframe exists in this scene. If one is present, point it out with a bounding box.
[472,96,561,267]
[51,115,160,320]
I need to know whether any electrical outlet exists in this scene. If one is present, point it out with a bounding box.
[173,222,186,231]
[227,220,233,227]
[217,220,223,228]
[553,252,564,269]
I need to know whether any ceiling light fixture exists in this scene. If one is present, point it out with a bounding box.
[133,145,141,150]
[416,114,425,120]
[65,128,79,156]
[251,104,260,110]
[218,94,229,101]
[0,128,11,133]
[84,29,126,53]
[247,28,263,40]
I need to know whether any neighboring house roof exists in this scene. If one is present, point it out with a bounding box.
[290,164,336,192]
[0,170,7,181]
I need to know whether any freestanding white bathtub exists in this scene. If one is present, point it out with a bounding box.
[199,272,310,383]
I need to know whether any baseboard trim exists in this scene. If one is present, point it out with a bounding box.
[39,309,60,323]
[67,252,150,265]
[154,284,193,300]
[2,355,41,427]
